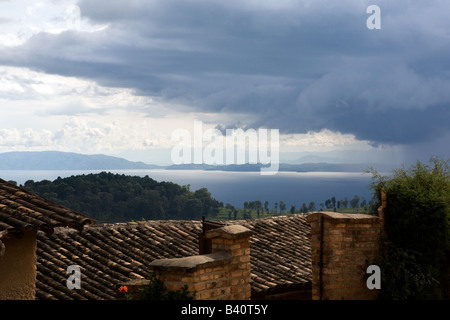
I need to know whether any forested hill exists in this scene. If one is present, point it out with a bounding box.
[21,172,223,223]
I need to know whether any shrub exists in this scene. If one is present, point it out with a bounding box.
[373,242,440,300]
[367,157,449,299]
[137,272,196,300]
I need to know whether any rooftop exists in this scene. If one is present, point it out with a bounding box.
[36,214,311,300]
[0,178,94,238]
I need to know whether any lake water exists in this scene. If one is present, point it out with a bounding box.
[0,169,374,208]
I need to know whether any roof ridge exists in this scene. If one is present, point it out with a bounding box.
[77,213,311,231]
[0,178,95,235]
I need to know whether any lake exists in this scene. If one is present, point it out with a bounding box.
[0,169,374,208]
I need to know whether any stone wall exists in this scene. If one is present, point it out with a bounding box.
[0,230,37,300]
[118,225,252,300]
[306,212,381,300]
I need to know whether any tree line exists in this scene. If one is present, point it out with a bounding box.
[14,171,373,223]
[221,194,376,220]
[19,172,222,223]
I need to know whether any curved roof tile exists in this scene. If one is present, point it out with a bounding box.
[36,214,311,299]
[0,179,94,236]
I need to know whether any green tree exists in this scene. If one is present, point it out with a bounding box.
[264,201,269,212]
[194,188,221,218]
[367,157,450,299]
[342,197,348,209]
[300,202,308,213]
[56,182,74,200]
[255,200,262,218]
[7,180,17,186]
[184,198,203,220]
[279,201,286,212]
[331,196,336,209]
[360,198,367,211]
[290,205,296,215]
[225,203,235,220]
[350,195,360,209]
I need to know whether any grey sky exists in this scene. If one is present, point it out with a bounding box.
[0,0,448,164]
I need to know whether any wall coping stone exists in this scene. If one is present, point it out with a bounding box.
[149,250,232,273]
[205,225,252,240]
[306,211,380,224]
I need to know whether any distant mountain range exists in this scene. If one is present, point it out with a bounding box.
[0,151,385,172]
[0,151,161,170]
[165,163,374,172]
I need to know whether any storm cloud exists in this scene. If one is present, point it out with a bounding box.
[1,0,449,148]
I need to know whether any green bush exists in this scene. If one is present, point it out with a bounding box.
[367,157,449,299]
[374,242,441,300]
[137,272,196,300]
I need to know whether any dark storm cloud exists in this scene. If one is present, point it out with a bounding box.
[1,0,449,146]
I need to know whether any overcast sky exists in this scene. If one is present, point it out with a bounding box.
[0,0,448,166]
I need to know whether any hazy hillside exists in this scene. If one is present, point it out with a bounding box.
[166,162,374,172]
[0,151,162,170]
[0,150,386,173]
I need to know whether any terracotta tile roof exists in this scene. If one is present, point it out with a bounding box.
[242,216,312,297]
[36,214,311,300]
[0,179,94,237]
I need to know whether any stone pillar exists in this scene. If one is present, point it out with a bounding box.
[118,224,252,300]
[206,225,252,300]
[147,251,233,300]
[306,212,381,300]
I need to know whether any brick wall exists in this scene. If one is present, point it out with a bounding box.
[118,225,252,300]
[306,212,381,300]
